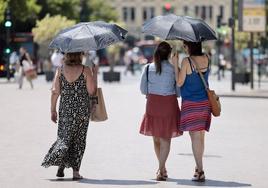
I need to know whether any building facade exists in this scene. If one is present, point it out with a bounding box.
[109,0,231,38]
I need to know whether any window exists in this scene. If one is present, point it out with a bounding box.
[195,6,199,17]
[150,7,155,18]
[209,6,213,19]
[143,7,155,21]
[143,7,147,21]
[184,6,188,15]
[220,5,224,18]
[123,7,128,22]
[130,7,135,21]
[201,6,206,20]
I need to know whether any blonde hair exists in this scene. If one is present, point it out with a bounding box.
[64,52,83,66]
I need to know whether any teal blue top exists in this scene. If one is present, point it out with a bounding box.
[180,58,209,101]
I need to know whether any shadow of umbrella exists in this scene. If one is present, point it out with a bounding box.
[168,178,251,187]
[48,178,158,185]
[78,178,158,185]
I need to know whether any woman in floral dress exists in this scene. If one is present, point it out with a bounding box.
[41,52,97,180]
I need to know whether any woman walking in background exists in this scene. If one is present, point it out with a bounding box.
[172,41,211,182]
[41,52,97,180]
[18,47,34,89]
[140,41,182,181]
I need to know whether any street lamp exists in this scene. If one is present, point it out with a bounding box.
[4,8,12,81]
[230,0,236,91]
[4,8,12,28]
[4,47,11,54]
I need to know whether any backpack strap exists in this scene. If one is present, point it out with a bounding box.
[146,64,150,94]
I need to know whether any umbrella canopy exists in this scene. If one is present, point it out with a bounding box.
[142,14,217,42]
[49,21,128,53]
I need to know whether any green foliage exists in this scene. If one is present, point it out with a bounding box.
[0,0,118,30]
[0,0,41,23]
[38,0,80,20]
[37,0,118,22]
[88,0,118,22]
[32,14,75,44]
[0,0,8,22]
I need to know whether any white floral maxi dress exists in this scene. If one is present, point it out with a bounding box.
[41,69,90,171]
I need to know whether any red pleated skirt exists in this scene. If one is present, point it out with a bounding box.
[140,94,183,139]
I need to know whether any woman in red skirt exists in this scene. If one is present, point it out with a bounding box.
[172,41,212,182]
[140,41,182,181]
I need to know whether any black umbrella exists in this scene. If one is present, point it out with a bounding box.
[49,21,128,53]
[142,14,217,42]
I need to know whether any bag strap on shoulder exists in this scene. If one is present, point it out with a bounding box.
[189,57,209,90]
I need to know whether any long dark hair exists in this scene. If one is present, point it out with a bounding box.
[154,41,172,74]
[183,41,203,56]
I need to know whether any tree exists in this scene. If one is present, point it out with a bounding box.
[36,0,80,20]
[0,0,41,23]
[0,0,8,23]
[36,0,118,22]
[32,14,75,43]
[87,0,118,22]
[0,0,41,32]
[32,14,75,58]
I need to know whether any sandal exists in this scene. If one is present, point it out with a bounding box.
[163,168,168,178]
[193,167,198,177]
[192,170,205,182]
[56,167,65,178]
[156,170,167,181]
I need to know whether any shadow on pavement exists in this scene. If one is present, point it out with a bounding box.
[48,178,77,182]
[178,153,222,158]
[48,178,158,185]
[168,178,251,187]
[78,178,158,185]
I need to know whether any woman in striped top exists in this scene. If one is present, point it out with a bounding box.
[172,41,211,182]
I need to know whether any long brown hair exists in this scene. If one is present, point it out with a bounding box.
[183,41,203,56]
[64,52,83,66]
[154,41,172,74]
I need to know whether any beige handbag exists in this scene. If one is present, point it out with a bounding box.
[90,88,108,122]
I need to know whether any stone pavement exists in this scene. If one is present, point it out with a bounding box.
[0,67,267,188]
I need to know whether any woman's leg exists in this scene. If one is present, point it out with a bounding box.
[28,79,34,89]
[159,138,171,173]
[189,130,205,172]
[153,137,160,162]
[18,71,24,89]
[56,166,65,177]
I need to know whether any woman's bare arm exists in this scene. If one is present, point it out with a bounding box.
[176,58,188,87]
[84,66,97,96]
[172,53,187,87]
[51,68,60,123]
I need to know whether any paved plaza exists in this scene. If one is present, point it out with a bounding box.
[0,67,267,188]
